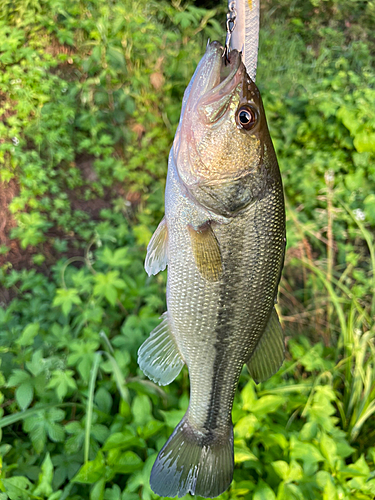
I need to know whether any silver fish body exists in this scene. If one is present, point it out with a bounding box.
[138,41,286,498]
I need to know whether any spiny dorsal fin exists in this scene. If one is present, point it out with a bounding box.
[137,312,184,386]
[188,222,223,282]
[145,217,168,276]
[246,308,284,383]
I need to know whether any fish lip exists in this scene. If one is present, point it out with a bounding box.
[199,42,243,103]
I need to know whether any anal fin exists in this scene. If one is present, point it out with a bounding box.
[145,217,168,276]
[246,308,284,383]
[138,312,184,386]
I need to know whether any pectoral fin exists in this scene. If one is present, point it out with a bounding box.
[188,222,223,282]
[145,217,168,276]
[138,312,184,386]
[246,308,284,383]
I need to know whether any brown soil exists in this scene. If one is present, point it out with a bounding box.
[69,155,118,218]
[0,91,17,126]
[0,180,35,303]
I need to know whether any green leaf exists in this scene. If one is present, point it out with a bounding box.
[159,408,185,430]
[94,387,113,414]
[16,322,39,346]
[0,403,75,430]
[73,452,105,484]
[53,288,82,316]
[93,271,126,306]
[251,395,284,417]
[316,471,338,500]
[299,421,318,441]
[103,485,122,500]
[67,340,99,381]
[364,194,375,223]
[234,446,258,463]
[33,453,54,497]
[91,424,109,444]
[100,247,130,268]
[23,408,65,453]
[287,460,303,482]
[240,381,257,410]
[102,429,145,451]
[25,350,45,377]
[272,460,290,481]
[337,106,361,135]
[16,382,34,410]
[131,394,152,426]
[350,454,371,477]
[133,224,152,247]
[109,451,143,474]
[8,370,30,387]
[263,433,289,451]
[278,482,305,500]
[234,414,258,439]
[290,436,324,465]
[64,420,85,455]
[48,369,77,401]
[253,480,276,500]
[353,132,375,153]
[139,419,164,440]
[319,432,337,467]
[90,477,105,500]
[1,477,33,500]
[102,352,129,402]
[335,438,355,459]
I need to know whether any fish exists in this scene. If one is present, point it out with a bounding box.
[138,41,286,498]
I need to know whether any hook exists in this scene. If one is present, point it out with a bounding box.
[223,1,237,63]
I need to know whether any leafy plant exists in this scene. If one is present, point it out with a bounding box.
[1,1,375,500]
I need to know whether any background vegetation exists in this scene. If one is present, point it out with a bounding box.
[0,0,375,499]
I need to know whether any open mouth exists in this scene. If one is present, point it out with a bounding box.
[220,48,241,82]
[199,43,243,106]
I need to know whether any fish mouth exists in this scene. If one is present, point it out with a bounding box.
[198,41,243,107]
[177,41,244,127]
[173,41,247,190]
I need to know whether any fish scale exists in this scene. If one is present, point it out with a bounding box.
[138,42,286,498]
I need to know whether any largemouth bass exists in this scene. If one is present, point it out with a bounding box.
[138,41,286,498]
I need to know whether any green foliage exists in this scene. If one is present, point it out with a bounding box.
[0,0,222,253]
[258,23,375,236]
[1,0,375,500]
[0,210,374,499]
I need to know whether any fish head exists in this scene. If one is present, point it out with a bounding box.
[173,41,277,216]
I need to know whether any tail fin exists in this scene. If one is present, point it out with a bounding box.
[150,415,233,498]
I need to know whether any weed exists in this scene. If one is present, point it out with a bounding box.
[1,1,375,499]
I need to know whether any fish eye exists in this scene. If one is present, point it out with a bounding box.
[236,105,258,130]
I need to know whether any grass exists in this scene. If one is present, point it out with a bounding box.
[284,193,375,450]
[1,1,375,499]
